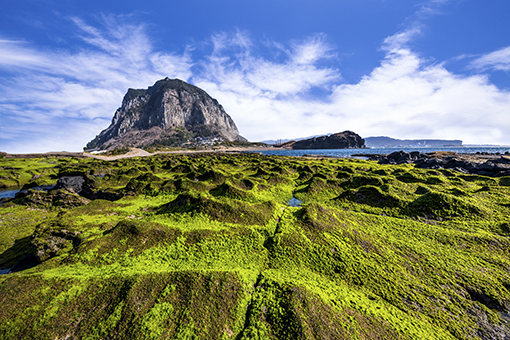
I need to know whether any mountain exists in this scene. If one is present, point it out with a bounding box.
[280,131,365,149]
[365,136,462,148]
[85,78,245,150]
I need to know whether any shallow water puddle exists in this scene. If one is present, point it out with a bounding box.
[0,188,20,199]
[287,196,302,207]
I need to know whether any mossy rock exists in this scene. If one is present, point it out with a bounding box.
[14,189,90,209]
[415,185,432,195]
[297,171,314,182]
[405,191,484,218]
[298,202,342,234]
[210,182,255,201]
[124,168,142,177]
[396,171,425,183]
[197,170,226,184]
[166,193,275,226]
[3,153,510,340]
[31,222,81,262]
[498,177,510,187]
[336,170,353,179]
[300,177,342,200]
[104,174,131,186]
[341,175,385,189]
[124,173,162,194]
[174,178,212,193]
[337,185,403,208]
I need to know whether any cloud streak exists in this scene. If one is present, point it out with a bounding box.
[471,46,510,72]
[0,15,193,153]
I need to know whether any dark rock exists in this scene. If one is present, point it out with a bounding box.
[477,170,494,176]
[368,151,510,177]
[290,131,364,150]
[53,176,95,198]
[478,162,496,173]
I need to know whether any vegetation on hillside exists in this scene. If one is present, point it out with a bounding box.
[1,153,509,339]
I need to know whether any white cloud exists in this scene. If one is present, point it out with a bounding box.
[327,45,510,144]
[471,46,510,72]
[193,32,341,140]
[194,29,510,145]
[2,12,510,153]
[0,16,193,153]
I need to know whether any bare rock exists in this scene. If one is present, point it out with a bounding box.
[86,78,245,150]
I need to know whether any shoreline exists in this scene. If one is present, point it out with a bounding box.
[1,146,283,161]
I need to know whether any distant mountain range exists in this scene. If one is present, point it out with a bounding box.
[261,135,463,148]
[364,136,462,148]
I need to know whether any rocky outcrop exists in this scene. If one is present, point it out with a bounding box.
[282,131,365,150]
[366,151,510,177]
[86,78,245,150]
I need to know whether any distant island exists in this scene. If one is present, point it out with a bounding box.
[277,131,365,150]
[262,135,463,149]
[364,136,462,148]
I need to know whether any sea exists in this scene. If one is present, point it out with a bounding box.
[252,146,510,158]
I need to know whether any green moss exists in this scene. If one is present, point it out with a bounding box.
[1,153,510,339]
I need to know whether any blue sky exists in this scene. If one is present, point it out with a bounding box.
[1,0,509,153]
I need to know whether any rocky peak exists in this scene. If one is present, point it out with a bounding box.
[86,78,244,150]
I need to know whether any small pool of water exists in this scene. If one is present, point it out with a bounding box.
[0,185,54,199]
[288,197,302,207]
[0,188,20,199]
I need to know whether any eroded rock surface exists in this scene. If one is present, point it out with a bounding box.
[86,78,245,150]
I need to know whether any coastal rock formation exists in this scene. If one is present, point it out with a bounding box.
[366,151,510,177]
[86,78,245,150]
[281,131,365,150]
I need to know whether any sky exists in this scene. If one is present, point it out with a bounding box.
[1,0,509,153]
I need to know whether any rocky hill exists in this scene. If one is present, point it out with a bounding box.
[85,78,245,150]
[281,131,365,149]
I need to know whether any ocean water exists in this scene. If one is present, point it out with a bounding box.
[253,146,510,158]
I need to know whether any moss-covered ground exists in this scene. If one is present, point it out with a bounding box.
[1,153,510,339]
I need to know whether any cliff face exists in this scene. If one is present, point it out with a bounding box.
[285,131,365,150]
[86,78,244,150]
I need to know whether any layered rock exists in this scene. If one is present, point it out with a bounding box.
[86,78,245,150]
[281,131,365,150]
